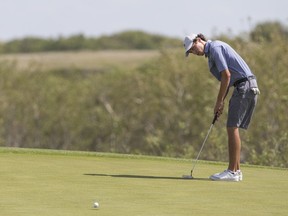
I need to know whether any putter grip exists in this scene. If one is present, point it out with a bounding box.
[212,113,218,125]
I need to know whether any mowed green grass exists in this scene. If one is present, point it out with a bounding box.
[0,148,287,216]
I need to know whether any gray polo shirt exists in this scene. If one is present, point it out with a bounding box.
[204,40,254,86]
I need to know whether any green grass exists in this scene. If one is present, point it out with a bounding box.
[0,147,287,216]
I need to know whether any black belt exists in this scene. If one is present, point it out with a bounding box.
[233,76,255,87]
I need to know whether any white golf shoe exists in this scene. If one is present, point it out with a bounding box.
[237,170,243,181]
[209,170,241,182]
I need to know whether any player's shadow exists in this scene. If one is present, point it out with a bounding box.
[84,173,209,181]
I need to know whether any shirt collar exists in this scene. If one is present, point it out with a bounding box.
[204,40,212,57]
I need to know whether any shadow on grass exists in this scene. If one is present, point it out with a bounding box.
[84,173,210,181]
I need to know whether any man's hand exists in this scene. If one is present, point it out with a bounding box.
[214,100,225,118]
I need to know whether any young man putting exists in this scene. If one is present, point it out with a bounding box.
[184,33,260,181]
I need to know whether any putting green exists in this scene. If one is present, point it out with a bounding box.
[0,148,287,216]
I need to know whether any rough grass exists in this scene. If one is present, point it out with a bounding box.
[0,50,159,71]
[0,147,287,216]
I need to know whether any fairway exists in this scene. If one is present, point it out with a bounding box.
[0,148,287,216]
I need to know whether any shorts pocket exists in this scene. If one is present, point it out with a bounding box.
[236,82,247,94]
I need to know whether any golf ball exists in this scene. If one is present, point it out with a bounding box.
[93,202,99,208]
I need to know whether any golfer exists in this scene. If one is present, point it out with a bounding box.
[184,33,260,181]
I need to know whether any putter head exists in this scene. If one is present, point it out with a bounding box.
[182,169,194,179]
[182,174,194,179]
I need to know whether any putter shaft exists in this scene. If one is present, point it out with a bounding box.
[190,115,216,176]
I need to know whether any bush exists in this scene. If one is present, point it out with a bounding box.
[0,31,181,53]
[0,22,287,167]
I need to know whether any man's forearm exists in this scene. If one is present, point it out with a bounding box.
[217,70,230,102]
[214,69,231,115]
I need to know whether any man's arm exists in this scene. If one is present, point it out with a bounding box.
[214,69,231,117]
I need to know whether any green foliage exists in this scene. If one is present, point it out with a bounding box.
[0,31,181,53]
[238,36,288,167]
[0,22,287,167]
[250,21,288,43]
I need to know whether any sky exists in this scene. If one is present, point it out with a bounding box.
[0,0,287,41]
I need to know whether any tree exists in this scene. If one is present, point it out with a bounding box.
[250,21,288,43]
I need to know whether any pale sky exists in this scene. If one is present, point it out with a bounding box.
[0,0,287,41]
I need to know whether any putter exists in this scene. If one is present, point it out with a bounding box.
[183,88,229,179]
[182,113,218,179]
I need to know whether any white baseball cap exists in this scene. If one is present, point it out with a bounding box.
[183,33,197,57]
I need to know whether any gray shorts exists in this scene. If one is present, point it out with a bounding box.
[227,78,258,129]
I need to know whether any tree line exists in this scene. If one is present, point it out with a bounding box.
[0,31,181,53]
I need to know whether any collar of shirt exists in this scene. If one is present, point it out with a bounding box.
[204,40,212,58]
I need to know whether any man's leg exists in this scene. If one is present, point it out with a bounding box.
[227,127,241,172]
[209,126,241,181]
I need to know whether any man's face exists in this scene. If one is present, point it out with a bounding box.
[188,38,205,56]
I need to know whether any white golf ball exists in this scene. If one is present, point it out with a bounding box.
[93,202,99,208]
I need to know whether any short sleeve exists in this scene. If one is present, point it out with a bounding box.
[211,46,228,73]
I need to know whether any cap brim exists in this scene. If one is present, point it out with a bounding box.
[184,42,193,57]
[184,33,197,57]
